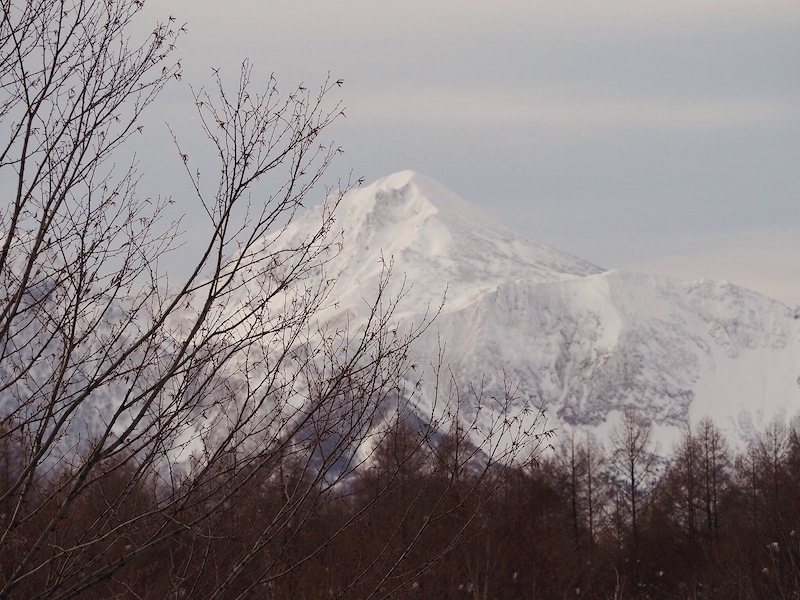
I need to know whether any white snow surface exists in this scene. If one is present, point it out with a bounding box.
[279,170,601,318]
[263,171,800,451]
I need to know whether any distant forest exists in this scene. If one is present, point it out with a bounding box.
[2,410,798,599]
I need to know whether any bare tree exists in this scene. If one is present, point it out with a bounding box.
[665,424,701,547]
[555,429,607,559]
[0,2,544,598]
[607,407,658,586]
[696,416,728,548]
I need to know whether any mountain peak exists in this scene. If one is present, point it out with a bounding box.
[369,169,424,190]
[354,170,490,228]
[297,172,604,319]
[368,170,449,196]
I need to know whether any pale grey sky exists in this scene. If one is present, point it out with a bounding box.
[139,0,800,304]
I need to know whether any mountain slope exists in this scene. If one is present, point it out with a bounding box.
[279,171,800,448]
[280,170,601,316]
[419,271,800,444]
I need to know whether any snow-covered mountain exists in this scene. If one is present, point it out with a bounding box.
[276,170,800,449]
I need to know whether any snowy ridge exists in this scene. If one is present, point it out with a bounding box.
[274,172,800,450]
[417,271,800,447]
[281,170,601,318]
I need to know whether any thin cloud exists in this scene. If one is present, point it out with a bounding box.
[348,87,800,132]
[619,228,800,306]
[151,0,800,44]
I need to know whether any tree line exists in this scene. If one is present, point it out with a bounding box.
[3,406,800,599]
[432,410,800,600]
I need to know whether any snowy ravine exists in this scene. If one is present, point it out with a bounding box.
[271,170,800,451]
